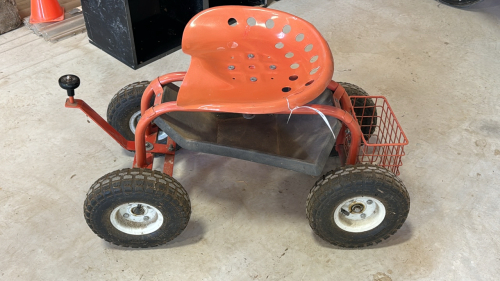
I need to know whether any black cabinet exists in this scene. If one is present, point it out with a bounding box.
[81,0,273,69]
[209,0,271,7]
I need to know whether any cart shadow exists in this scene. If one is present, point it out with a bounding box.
[310,221,414,250]
[102,220,206,251]
[457,0,500,18]
[177,150,343,220]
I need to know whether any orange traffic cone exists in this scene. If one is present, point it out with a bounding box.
[29,0,64,24]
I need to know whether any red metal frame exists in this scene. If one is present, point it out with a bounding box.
[65,73,365,176]
[65,100,171,154]
[327,80,355,165]
[141,72,187,115]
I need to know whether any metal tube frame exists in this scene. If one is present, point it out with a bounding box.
[65,72,363,176]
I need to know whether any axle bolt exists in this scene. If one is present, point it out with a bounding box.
[144,216,150,221]
[367,200,373,205]
[361,213,366,219]
[123,213,130,218]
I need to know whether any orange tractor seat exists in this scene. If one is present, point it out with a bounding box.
[176,6,334,114]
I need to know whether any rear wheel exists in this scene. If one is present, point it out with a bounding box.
[84,168,191,248]
[107,81,168,144]
[306,164,410,248]
[339,82,377,138]
[331,83,377,156]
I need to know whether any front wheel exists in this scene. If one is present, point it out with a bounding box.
[306,164,410,248]
[84,168,191,248]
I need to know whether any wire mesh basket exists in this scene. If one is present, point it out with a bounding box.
[345,96,409,175]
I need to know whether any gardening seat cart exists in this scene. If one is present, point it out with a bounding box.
[60,6,410,248]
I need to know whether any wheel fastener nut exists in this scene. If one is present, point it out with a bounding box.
[367,200,373,205]
[144,216,150,221]
[270,65,277,70]
[250,77,257,82]
[248,54,255,58]
[123,213,130,218]
[360,213,366,219]
[228,65,235,70]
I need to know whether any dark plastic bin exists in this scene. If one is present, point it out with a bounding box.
[209,0,272,7]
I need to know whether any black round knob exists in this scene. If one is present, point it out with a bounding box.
[59,74,80,89]
[59,75,80,97]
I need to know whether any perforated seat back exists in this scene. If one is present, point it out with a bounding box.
[177,6,334,114]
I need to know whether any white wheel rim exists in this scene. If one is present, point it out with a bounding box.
[110,202,164,235]
[333,197,386,233]
[129,111,168,141]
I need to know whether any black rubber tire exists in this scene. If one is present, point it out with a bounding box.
[107,81,152,141]
[331,83,377,156]
[338,82,377,138]
[84,168,191,248]
[306,164,410,248]
[438,0,482,7]
[107,81,181,151]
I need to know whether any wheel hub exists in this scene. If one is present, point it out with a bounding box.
[131,204,146,215]
[349,203,365,213]
[130,111,168,141]
[333,197,386,233]
[110,202,164,235]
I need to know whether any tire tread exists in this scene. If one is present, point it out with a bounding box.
[306,164,409,248]
[84,168,190,248]
[107,81,151,126]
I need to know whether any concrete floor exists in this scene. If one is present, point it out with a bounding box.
[1,0,500,280]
